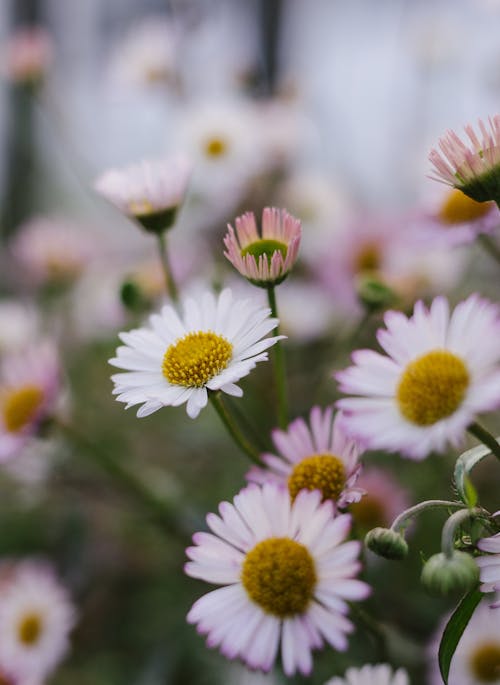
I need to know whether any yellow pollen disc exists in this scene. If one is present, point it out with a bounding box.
[396,349,469,426]
[204,137,228,158]
[439,188,492,225]
[241,537,316,617]
[469,642,500,682]
[354,243,381,274]
[162,331,233,388]
[288,454,346,503]
[18,613,43,646]
[350,495,387,530]
[128,199,155,217]
[3,385,44,433]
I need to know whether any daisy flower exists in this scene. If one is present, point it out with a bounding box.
[109,288,284,419]
[477,532,500,608]
[336,295,500,459]
[185,483,370,676]
[0,561,76,684]
[0,343,61,462]
[325,664,409,685]
[247,407,364,511]
[349,467,411,534]
[224,208,301,287]
[94,156,191,233]
[428,595,500,684]
[429,116,500,204]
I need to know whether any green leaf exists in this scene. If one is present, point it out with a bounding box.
[438,588,482,684]
[454,442,494,504]
[463,476,478,509]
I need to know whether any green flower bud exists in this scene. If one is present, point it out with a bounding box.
[356,276,397,313]
[365,527,408,560]
[421,551,479,597]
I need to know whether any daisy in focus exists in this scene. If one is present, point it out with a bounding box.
[0,343,61,461]
[185,483,370,676]
[247,406,364,511]
[429,115,500,204]
[0,560,75,684]
[94,156,191,233]
[477,532,500,608]
[428,596,500,684]
[109,288,284,419]
[325,664,409,685]
[224,208,301,287]
[336,295,500,459]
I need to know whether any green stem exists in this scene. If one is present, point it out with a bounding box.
[157,232,179,302]
[441,507,482,558]
[391,500,465,533]
[55,419,186,539]
[468,421,500,462]
[266,285,288,428]
[209,392,263,466]
[478,234,500,268]
[349,604,389,662]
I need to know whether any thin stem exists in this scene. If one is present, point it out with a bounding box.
[478,234,500,268]
[391,500,464,533]
[468,421,500,462]
[55,419,186,540]
[349,604,389,662]
[209,392,263,466]
[157,232,178,302]
[441,507,482,558]
[266,285,288,428]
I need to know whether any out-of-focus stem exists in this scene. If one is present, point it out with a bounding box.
[267,285,288,429]
[209,392,263,466]
[468,421,500,462]
[157,232,178,302]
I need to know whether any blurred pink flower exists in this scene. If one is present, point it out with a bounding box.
[3,27,53,85]
[349,467,411,533]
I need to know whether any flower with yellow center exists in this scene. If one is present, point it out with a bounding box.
[0,560,75,684]
[224,208,301,287]
[110,288,284,419]
[185,483,370,676]
[337,295,500,459]
[429,596,500,685]
[349,467,411,534]
[247,407,365,512]
[0,342,60,462]
[477,532,500,609]
[94,156,191,233]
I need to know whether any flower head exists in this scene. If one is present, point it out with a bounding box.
[3,27,53,85]
[0,560,75,684]
[94,156,191,233]
[0,343,61,462]
[477,532,500,608]
[185,483,370,676]
[336,295,500,459]
[325,664,409,685]
[224,208,301,287]
[110,288,284,419]
[429,116,500,203]
[247,407,364,511]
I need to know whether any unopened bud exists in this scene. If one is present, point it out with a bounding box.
[356,276,397,312]
[365,527,408,560]
[421,551,479,597]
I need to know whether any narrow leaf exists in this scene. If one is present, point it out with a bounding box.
[463,475,478,508]
[438,588,482,684]
[454,442,494,504]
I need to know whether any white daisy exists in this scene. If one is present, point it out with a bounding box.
[0,561,75,684]
[94,156,191,233]
[336,295,500,459]
[428,596,500,684]
[109,288,284,419]
[477,532,500,608]
[325,664,409,685]
[185,482,370,677]
[247,407,365,512]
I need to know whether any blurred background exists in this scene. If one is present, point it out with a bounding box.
[1,1,500,683]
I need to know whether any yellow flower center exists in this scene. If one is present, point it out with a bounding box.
[128,199,155,217]
[2,385,44,433]
[354,243,381,274]
[18,612,43,646]
[162,331,233,388]
[350,495,387,530]
[288,454,346,503]
[396,350,469,426]
[204,136,229,159]
[469,642,500,682]
[439,188,492,225]
[241,537,316,617]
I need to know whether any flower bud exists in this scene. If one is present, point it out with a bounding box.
[421,551,479,597]
[356,275,397,312]
[365,527,408,560]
